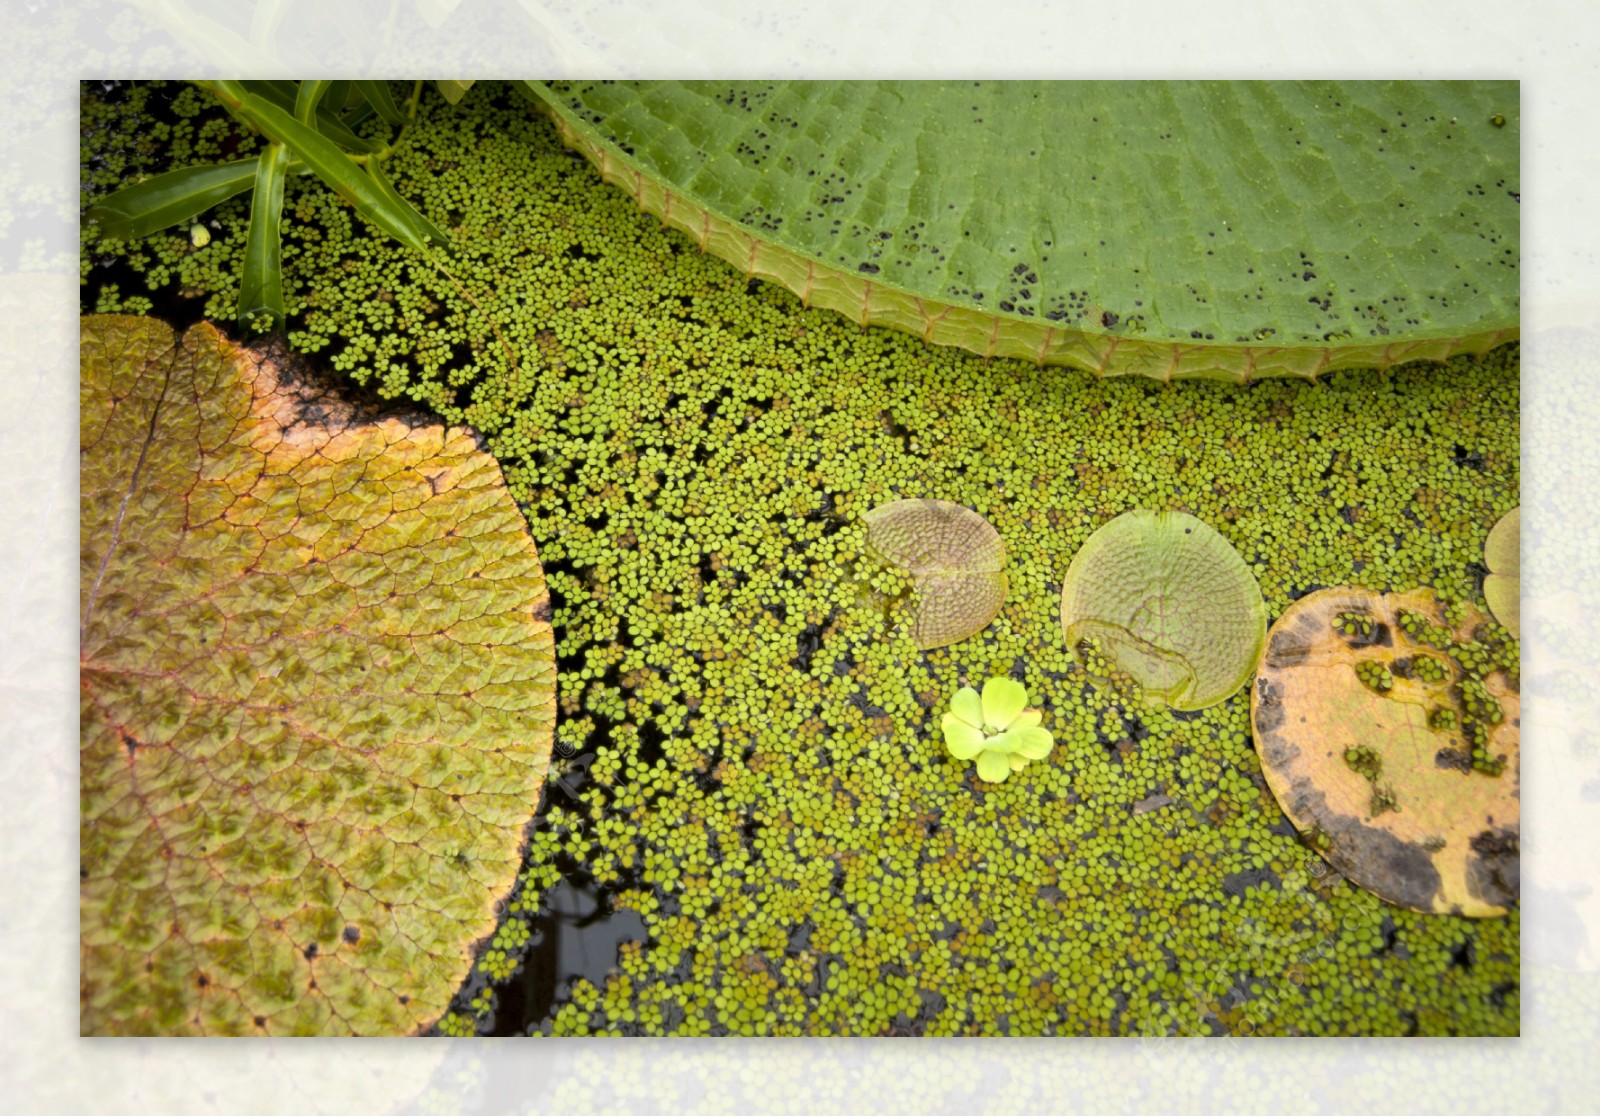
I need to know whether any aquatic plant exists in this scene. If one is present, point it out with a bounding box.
[862,499,1007,649]
[942,677,1054,782]
[78,315,557,1034]
[523,80,1519,382]
[83,80,449,333]
[82,84,1522,1038]
[1060,510,1266,711]
[1251,587,1519,917]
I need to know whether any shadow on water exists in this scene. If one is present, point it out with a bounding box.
[489,870,648,1036]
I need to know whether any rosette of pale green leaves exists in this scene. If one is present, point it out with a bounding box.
[941,677,1053,783]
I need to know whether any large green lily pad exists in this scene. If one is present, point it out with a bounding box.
[79,316,557,1035]
[1060,510,1265,710]
[1251,588,1519,917]
[524,80,1518,382]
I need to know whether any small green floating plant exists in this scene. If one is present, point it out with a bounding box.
[941,677,1054,783]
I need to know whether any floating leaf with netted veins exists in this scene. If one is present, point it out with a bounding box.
[863,499,1007,649]
[1060,510,1265,711]
[524,80,1518,383]
[1251,588,1519,917]
[79,316,557,1035]
[1484,506,1520,638]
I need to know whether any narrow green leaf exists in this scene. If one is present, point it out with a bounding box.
[203,81,442,255]
[83,159,259,241]
[357,79,406,126]
[324,79,354,113]
[341,100,375,129]
[367,157,452,253]
[230,78,380,152]
[239,79,299,107]
[238,143,288,333]
[435,79,475,106]
[294,80,331,125]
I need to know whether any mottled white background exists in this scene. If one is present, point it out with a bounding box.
[2,2,1594,1112]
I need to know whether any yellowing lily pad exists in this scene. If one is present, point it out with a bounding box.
[862,499,1007,649]
[1251,588,1519,917]
[1484,506,1520,638]
[79,316,557,1034]
[1060,510,1265,711]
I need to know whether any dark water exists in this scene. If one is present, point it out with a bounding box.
[488,872,649,1036]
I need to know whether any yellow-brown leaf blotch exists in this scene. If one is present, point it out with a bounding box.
[79,316,557,1035]
[1251,587,1518,918]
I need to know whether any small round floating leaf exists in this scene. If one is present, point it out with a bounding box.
[862,499,1005,574]
[1484,507,1520,637]
[910,571,1009,650]
[981,677,1028,731]
[78,316,557,1034]
[862,500,1007,650]
[1484,507,1520,576]
[1060,510,1266,711]
[1251,588,1519,918]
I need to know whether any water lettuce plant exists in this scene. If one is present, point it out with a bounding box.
[941,678,1054,783]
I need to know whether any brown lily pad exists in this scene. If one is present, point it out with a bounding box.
[1251,587,1519,917]
[862,499,1007,649]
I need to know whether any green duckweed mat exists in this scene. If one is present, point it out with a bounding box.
[81,82,1519,1037]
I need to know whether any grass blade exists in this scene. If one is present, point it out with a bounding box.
[235,78,380,152]
[203,80,447,254]
[356,80,406,126]
[237,143,288,332]
[294,80,331,125]
[84,159,259,241]
[434,80,475,105]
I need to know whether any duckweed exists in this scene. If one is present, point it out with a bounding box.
[81,81,1519,1037]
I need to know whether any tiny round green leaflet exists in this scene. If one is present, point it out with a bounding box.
[942,677,1054,783]
[79,316,557,1035]
[861,499,1007,649]
[1060,510,1266,711]
[1484,506,1520,638]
